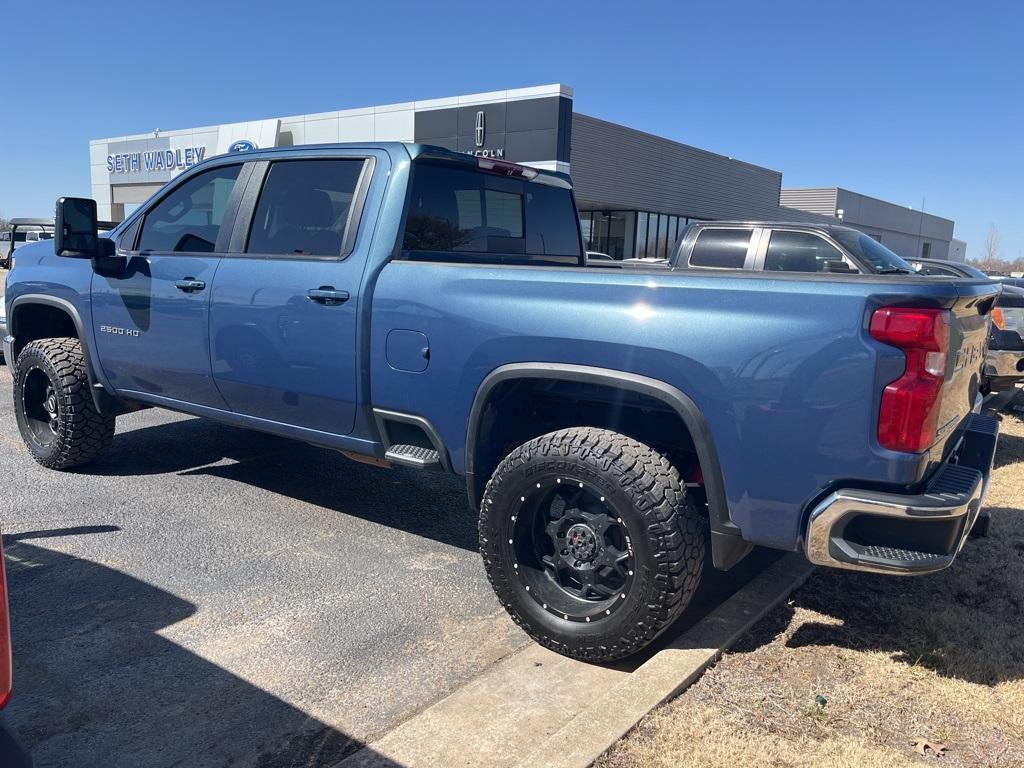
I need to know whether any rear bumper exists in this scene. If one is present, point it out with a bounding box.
[985,348,1024,390]
[805,413,998,575]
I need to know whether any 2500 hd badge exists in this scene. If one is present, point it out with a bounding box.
[99,325,140,337]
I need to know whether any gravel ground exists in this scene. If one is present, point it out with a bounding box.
[0,361,528,767]
[598,408,1024,768]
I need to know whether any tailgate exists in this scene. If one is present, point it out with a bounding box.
[932,282,999,456]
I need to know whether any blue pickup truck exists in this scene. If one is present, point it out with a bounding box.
[2,144,1001,661]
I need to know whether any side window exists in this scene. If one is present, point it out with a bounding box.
[402,163,581,265]
[918,264,958,277]
[689,228,752,269]
[137,164,241,253]
[764,230,846,273]
[117,216,142,252]
[247,159,366,258]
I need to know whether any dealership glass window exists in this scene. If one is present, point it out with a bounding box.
[580,210,702,260]
[585,211,637,259]
[921,241,931,258]
[403,163,581,265]
[578,212,591,249]
[137,164,242,253]
[247,159,365,257]
[689,228,753,269]
[764,230,846,273]
[635,212,649,257]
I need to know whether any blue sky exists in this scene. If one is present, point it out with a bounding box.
[2,0,1021,260]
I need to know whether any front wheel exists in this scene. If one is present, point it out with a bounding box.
[13,338,116,469]
[479,427,707,662]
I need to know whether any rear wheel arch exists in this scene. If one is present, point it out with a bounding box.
[464,363,750,570]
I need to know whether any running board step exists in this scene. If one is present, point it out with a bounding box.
[385,444,441,469]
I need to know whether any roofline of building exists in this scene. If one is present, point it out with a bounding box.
[781,186,954,227]
[90,84,573,146]
[573,112,784,179]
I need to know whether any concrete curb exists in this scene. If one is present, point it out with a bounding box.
[514,553,816,768]
[339,553,815,768]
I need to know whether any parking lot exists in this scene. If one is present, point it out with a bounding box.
[0,357,534,766]
[0,340,780,767]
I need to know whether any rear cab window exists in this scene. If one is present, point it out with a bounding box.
[246,158,367,258]
[687,228,753,269]
[402,161,582,266]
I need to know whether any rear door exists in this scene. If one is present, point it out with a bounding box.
[91,162,245,407]
[208,153,378,435]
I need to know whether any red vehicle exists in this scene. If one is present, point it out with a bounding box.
[0,533,31,766]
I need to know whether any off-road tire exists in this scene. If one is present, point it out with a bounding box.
[13,337,115,469]
[480,427,707,662]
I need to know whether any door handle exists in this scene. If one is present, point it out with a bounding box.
[307,287,350,306]
[175,278,206,293]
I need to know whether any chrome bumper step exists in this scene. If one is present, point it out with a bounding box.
[804,413,999,575]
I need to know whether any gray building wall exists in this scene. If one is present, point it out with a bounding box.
[570,114,790,220]
[949,238,967,263]
[782,187,956,261]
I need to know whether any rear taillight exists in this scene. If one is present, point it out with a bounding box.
[870,307,951,453]
[0,534,10,709]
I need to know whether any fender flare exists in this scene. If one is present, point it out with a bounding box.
[9,294,115,413]
[464,362,751,570]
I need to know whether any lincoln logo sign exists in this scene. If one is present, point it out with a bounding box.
[469,109,505,159]
[475,110,485,147]
[106,146,207,174]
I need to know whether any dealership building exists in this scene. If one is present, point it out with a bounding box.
[90,83,960,261]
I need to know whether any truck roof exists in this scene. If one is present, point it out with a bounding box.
[203,142,573,188]
[688,219,859,235]
[8,218,54,227]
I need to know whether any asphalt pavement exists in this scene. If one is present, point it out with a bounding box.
[0,362,527,767]
[0,278,773,767]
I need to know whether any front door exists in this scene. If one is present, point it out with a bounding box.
[209,155,376,435]
[91,163,244,408]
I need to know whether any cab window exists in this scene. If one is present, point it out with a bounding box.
[246,159,366,258]
[764,230,848,273]
[402,162,582,266]
[137,164,242,253]
[916,264,960,277]
[688,228,752,269]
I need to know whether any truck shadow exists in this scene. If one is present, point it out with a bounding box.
[86,415,479,551]
[729,508,1024,686]
[2,528,403,768]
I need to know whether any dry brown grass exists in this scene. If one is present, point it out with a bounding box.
[599,410,1024,768]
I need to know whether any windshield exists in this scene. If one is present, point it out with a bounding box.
[831,229,915,274]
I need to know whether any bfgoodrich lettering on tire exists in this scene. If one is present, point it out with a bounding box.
[13,338,115,469]
[479,427,707,662]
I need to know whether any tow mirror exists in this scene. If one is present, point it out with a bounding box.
[55,197,115,258]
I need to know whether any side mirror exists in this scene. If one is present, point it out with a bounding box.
[823,260,856,274]
[55,197,114,258]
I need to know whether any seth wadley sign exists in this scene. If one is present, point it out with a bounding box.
[106,146,208,174]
